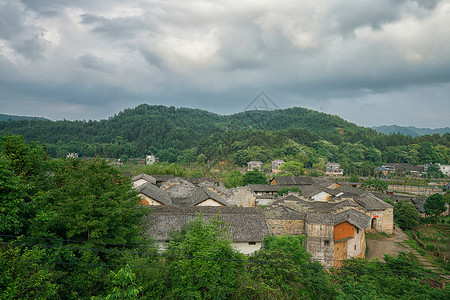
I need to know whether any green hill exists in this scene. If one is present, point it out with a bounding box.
[1,104,448,167]
[372,125,450,137]
[0,114,49,122]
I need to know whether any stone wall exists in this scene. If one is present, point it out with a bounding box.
[228,187,256,207]
[305,223,334,267]
[266,219,306,236]
[371,208,394,234]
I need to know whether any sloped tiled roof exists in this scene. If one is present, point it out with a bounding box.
[354,193,393,210]
[188,187,229,206]
[131,173,157,185]
[135,182,172,205]
[181,177,215,186]
[332,209,371,229]
[150,174,175,183]
[144,206,269,242]
[271,176,314,185]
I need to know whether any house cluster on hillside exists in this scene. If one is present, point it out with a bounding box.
[133,174,393,267]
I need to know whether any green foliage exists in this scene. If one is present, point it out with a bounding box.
[426,164,444,179]
[225,170,243,188]
[361,178,388,192]
[424,193,446,219]
[0,245,61,299]
[93,265,141,300]
[0,155,29,235]
[334,253,449,299]
[276,187,302,197]
[349,174,360,182]
[278,161,305,176]
[394,201,420,230]
[27,158,149,298]
[166,215,246,299]
[247,235,336,299]
[242,169,267,185]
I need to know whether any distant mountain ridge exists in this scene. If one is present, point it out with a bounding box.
[0,114,49,122]
[372,125,450,137]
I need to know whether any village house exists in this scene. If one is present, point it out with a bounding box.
[131,173,157,188]
[271,160,285,173]
[135,182,172,206]
[144,206,269,254]
[247,161,263,171]
[438,164,450,176]
[145,154,159,165]
[325,163,344,176]
[265,193,371,267]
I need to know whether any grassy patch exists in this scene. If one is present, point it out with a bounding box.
[365,231,394,240]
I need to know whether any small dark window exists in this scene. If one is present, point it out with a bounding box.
[356,228,360,234]
[354,245,357,250]
[248,242,256,245]
[324,240,330,246]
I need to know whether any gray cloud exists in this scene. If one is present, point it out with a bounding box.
[79,53,115,72]
[0,0,448,127]
[0,2,25,39]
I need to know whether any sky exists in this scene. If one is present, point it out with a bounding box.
[0,0,450,128]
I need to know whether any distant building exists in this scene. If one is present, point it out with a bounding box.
[439,164,450,176]
[66,153,78,159]
[247,161,263,171]
[325,163,344,176]
[271,160,285,173]
[146,154,159,165]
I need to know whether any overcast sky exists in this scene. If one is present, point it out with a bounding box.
[1,0,449,128]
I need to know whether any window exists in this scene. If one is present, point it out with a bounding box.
[354,245,357,250]
[248,242,256,245]
[356,228,360,234]
[324,240,330,246]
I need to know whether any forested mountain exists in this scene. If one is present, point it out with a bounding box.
[373,125,450,137]
[0,104,449,168]
[0,113,49,122]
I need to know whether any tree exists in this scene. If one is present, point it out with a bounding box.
[166,215,245,299]
[361,179,388,193]
[425,164,444,179]
[276,187,302,197]
[225,170,243,188]
[394,201,420,230]
[278,161,305,176]
[424,193,446,221]
[247,235,336,299]
[0,155,29,235]
[30,158,149,298]
[0,245,61,299]
[92,265,141,300]
[242,169,267,185]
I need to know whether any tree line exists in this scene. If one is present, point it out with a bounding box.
[0,105,448,169]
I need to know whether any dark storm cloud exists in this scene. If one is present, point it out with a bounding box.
[0,0,448,126]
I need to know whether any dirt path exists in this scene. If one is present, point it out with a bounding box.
[366,228,450,281]
[366,227,408,262]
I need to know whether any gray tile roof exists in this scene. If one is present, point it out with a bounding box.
[332,210,371,229]
[181,177,216,186]
[188,187,229,206]
[354,193,393,210]
[144,206,269,242]
[131,173,157,185]
[135,182,172,205]
[248,184,285,192]
[271,176,314,185]
[150,174,175,184]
